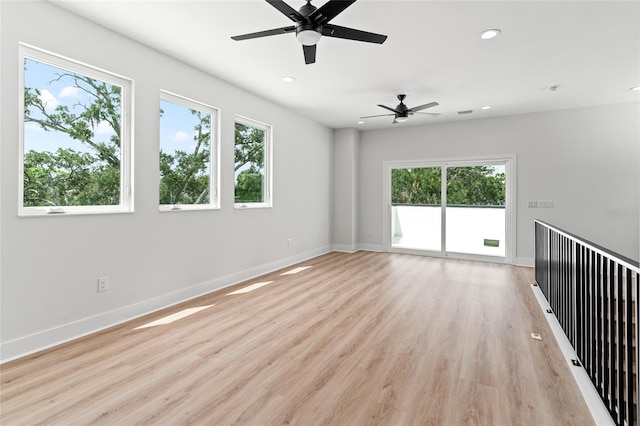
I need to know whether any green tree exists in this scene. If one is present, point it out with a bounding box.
[391,168,441,205]
[23,69,121,207]
[234,123,265,202]
[234,166,264,203]
[447,166,505,205]
[391,166,505,206]
[159,109,211,205]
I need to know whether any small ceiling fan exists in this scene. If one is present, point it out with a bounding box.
[231,0,387,64]
[361,95,440,124]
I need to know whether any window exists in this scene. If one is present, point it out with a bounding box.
[19,43,133,216]
[159,91,219,211]
[234,116,272,208]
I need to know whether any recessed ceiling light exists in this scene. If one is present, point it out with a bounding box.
[630,86,640,91]
[480,29,501,40]
[481,105,492,110]
[282,76,295,83]
[357,121,365,124]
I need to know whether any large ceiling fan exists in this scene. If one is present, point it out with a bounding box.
[231,0,387,64]
[361,95,440,124]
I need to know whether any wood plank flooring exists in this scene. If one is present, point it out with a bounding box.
[1,251,594,425]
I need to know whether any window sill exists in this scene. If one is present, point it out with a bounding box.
[234,203,272,210]
[18,206,134,217]
[159,205,220,212]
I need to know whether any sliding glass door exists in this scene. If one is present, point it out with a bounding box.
[390,167,442,252]
[445,165,506,257]
[386,158,512,262]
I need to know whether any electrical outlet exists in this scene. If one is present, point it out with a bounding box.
[97,277,109,293]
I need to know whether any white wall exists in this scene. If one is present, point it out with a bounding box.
[331,128,359,252]
[357,102,640,265]
[0,1,333,361]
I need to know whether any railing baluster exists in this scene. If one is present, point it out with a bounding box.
[625,268,634,426]
[596,252,602,392]
[534,220,639,426]
[617,263,624,424]
[611,259,618,419]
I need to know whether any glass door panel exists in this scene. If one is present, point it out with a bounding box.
[445,165,506,257]
[390,167,442,252]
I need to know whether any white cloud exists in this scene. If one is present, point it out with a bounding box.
[173,131,190,141]
[24,122,45,132]
[38,89,58,111]
[93,120,114,135]
[59,86,82,98]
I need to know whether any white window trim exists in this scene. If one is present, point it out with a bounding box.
[158,90,220,212]
[234,115,273,209]
[18,43,134,217]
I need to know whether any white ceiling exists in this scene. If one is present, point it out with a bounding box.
[51,0,640,130]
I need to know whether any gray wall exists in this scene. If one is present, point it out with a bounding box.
[356,103,639,264]
[1,1,333,361]
[331,128,359,251]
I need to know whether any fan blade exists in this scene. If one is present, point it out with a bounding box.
[378,104,400,114]
[303,44,316,64]
[360,113,395,119]
[409,101,439,113]
[414,112,442,117]
[310,0,356,25]
[322,24,387,44]
[266,0,304,22]
[231,26,296,41]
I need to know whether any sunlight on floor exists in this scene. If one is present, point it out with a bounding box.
[134,305,213,329]
[227,281,274,295]
[280,266,313,275]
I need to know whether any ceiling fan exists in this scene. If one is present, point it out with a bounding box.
[361,95,440,124]
[231,0,387,65]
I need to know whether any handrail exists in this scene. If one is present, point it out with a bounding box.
[534,219,639,426]
[536,219,639,271]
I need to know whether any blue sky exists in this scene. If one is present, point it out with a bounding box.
[24,58,117,154]
[24,58,203,159]
[159,99,207,157]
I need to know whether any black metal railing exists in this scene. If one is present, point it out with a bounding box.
[535,220,640,426]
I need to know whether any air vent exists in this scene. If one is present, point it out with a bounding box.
[457,110,473,115]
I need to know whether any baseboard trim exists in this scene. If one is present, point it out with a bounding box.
[1,245,332,364]
[357,243,384,252]
[332,244,359,253]
[515,257,534,267]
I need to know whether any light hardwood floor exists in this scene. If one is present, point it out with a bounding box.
[1,251,593,425]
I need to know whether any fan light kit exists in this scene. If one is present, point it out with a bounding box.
[231,0,387,64]
[480,29,502,40]
[360,94,440,124]
[297,28,321,46]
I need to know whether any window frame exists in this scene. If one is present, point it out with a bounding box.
[18,43,134,217]
[158,90,220,212]
[234,115,273,209]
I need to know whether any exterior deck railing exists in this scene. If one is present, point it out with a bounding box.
[535,220,640,426]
